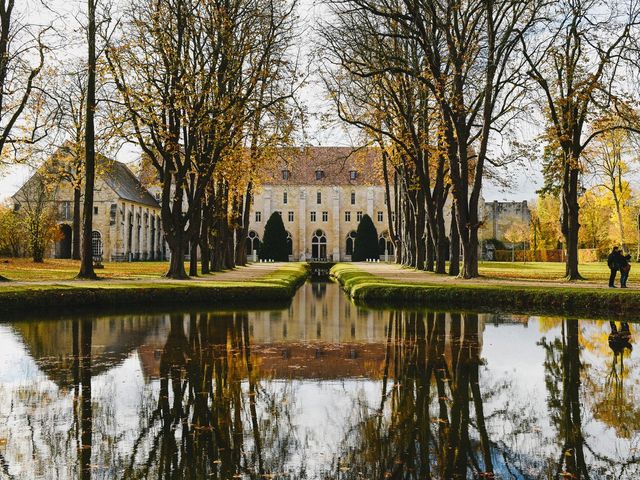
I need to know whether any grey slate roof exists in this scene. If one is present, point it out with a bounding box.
[101,160,160,208]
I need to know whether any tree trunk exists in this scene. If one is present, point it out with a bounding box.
[78,0,97,279]
[166,233,188,279]
[189,199,201,277]
[415,189,426,270]
[426,224,435,272]
[72,186,81,260]
[449,204,460,277]
[563,164,583,280]
[461,227,479,278]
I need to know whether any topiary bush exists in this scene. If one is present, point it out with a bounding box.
[352,214,379,261]
[259,212,289,261]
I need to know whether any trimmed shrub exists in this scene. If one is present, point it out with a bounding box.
[259,212,289,261]
[353,214,379,261]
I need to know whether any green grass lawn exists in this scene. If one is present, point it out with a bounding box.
[0,258,617,282]
[0,258,186,281]
[331,263,640,318]
[0,262,310,314]
[477,261,612,281]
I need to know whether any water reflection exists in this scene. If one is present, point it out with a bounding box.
[0,282,639,478]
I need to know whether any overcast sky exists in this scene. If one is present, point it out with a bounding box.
[0,0,543,203]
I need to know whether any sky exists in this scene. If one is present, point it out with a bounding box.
[0,0,543,204]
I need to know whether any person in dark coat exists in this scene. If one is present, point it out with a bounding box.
[620,254,632,288]
[608,246,622,288]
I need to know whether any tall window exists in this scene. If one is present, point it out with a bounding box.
[91,231,103,257]
[356,211,363,222]
[350,191,356,205]
[310,211,316,222]
[60,201,71,220]
[282,169,290,180]
[288,211,294,222]
[317,191,322,204]
[322,211,328,222]
[283,191,288,204]
[255,211,262,222]
[377,211,383,222]
[345,211,351,222]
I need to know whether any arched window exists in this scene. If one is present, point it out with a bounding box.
[92,231,103,258]
[378,231,394,255]
[311,229,327,260]
[346,230,357,256]
[286,231,293,256]
[246,230,261,255]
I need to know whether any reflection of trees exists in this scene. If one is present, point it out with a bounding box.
[69,318,93,480]
[539,319,640,479]
[122,312,300,478]
[592,322,640,439]
[325,311,494,479]
[539,320,588,478]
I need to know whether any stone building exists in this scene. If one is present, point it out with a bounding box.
[247,147,396,261]
[13,159,165,261]
[483,200,531,242]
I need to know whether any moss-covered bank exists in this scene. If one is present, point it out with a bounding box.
[331,263,640,318]
[0,263,309,316]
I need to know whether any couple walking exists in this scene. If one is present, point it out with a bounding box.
[608,246,632,288]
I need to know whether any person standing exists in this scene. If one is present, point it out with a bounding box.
[620,253,632,288]
[608,246,621,288]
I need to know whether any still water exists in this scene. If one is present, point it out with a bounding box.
[0,281,638,479]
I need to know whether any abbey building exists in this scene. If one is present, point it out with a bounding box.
[246,147,396,261]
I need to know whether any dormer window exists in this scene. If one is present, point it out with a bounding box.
[349,170,358,180]
[282,169,290,180]
[315,169,324,180]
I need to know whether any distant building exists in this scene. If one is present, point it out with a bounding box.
[248,147,395,261]
[13,158,165,261]
[483,200,531,242]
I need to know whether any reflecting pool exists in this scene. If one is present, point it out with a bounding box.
[0,281,638,479]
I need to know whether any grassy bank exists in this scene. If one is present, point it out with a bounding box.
[331,263,640,318]
[0,263,309,316]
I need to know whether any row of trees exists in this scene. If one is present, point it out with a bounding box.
[320,0,640,278]
[1,0,302,278]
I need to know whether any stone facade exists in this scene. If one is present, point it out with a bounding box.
[247,147,395,261]
[13,160,165,262]
[482,200,531,243]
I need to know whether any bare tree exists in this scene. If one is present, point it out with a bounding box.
[78,0,98,279]
[321,0,541,278]
[107,0,300,278]
[521,0,640,279]
[0,0,50,162]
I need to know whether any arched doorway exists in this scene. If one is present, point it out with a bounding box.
[246,231,261,256]
[311,229,327,260]
[57,224,72,259]
[345,230,357,256]
[286,231,293,256]
[91,231,103,259]
[378,231,394,257]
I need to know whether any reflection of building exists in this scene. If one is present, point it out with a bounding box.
[13,158,165,261]
[247,148,396,261]
[14,284,495,383]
